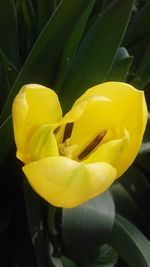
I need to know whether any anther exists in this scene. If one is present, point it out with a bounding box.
[63,122,74,142]
[78,130,107,160]
[54,126,61,135]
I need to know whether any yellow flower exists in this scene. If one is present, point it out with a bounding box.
[12,82,147,208]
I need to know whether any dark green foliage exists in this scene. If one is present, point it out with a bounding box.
[0,1,150,266]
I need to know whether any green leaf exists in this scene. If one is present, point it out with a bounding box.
[20,0,37,51]
[110,214,150,267]
[48,243,64,267]
[120,165,150,235]
[0,49,18,89]
[82,245,118,267]
[97,245,118,267]
[136,153,150,179]
[124,1,150,48]
[61,256,76,267]
[104,47,133,82]
[110,182,139,223]
[0,116,13,164]
[121,166,150,215]
[92,0,112,13]
[36,0,57,31]
[54,0,96,91]
[0,0,20,67]
[62,192,115,261]
[135,45,150,77]
[131,45,150,88]
[60,0,135,110]
[0,0,95,124]
[23,179,48,267]
[127,37,150,82]
[139,142,150,154]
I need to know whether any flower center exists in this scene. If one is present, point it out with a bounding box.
[56,122,107,161]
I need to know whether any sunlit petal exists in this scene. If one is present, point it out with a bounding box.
[12,82,148,208]
[23,156,116,208]
[28,124,59,162]
[69,82,147,176]
[84,137,128,168]
[12,84,62,162]
[62,95,112,124]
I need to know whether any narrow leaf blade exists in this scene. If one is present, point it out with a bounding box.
[110,214,150,267]
[0,0,20,67]
[104,47,133,82]
[60,0,135,110]
[0,0,94,123]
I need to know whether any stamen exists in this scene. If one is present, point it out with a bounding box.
[63,122,74,142]
[54,126,61,135]
[78,130,107,160]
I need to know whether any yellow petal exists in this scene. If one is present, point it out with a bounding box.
[23,156,116,208]
[84,137,128,168]
[19,124,58,163]
[12,84,62,162]
[12,87,28,149]
[62,94,112,124]
[69,82,147,177]
[54,95,111,146]
[70,98,114,154]
[56,95,111,147]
